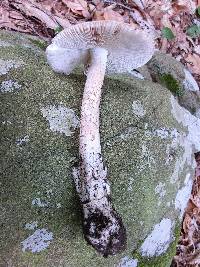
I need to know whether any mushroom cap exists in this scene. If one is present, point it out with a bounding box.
[46,20,155,74]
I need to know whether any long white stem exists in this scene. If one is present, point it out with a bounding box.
[79,47,108,184]
[74,47,126,256]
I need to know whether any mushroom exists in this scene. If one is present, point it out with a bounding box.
[46,20,155,256]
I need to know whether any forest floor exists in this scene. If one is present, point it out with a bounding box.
[1,0,200,266]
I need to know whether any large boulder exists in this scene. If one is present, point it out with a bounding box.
[0,31,200,267]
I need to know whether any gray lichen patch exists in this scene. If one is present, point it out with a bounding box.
[0,79,22,92]
[41,105,80,136]
[139,218,174,257]
[118,256,138,267]
[32,197,49,208]
[171,95,200,156]
[175,173,193,219]
[0,59,23,75]
[155,182,166,204]
[21,228,53,253]
[0,40,13,47]
[183,68,199,92]
[136,141,156,173]
[132,100,146,117]
[24,221,38,230]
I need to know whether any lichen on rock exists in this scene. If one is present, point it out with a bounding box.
[139,218,174,257]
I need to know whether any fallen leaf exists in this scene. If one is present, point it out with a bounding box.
[63,0,86,11]
[161,14,173,28]
[62,0,90,18]
[160,37,168,52]
[9,11,24,20]
[186,24,200,38]
[177,0,196,13]
[183,213,192,233]
[130,10,154,32]
[11,1,59,29]
[54,16,71,28]
[189,256,200,265]
[88,4,96,13]
[93,10,104,21]
[161,27,175,40]
[185,53,200,74]
[103,9,124,22]
[103,4,116,11]
[190,196,200,208]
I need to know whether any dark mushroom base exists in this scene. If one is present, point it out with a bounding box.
[83,199,127,257]
[72,159,127,256]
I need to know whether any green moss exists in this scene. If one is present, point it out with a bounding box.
[132,224,181,267]
[158,74,184,97]
[28,38,48,50]
[19,250,49,267]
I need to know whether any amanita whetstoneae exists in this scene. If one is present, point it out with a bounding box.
[46,21,155,256]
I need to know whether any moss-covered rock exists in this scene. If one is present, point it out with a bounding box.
[0,31,200,267]
[158,73,183,97]
[147,51,185,86]
[147,51,200,118]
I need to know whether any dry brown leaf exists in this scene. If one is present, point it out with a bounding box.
[174,31,190,54]
[54,16,71,28]
[183,213,192,232]
[176,0,196,13]
[0,8,10,24]
[130,9,155,32]
[12,1,59,29]
[161,14,173,28]
[189,256,200,265]
[191,196,200,208]
[62,0,90,18]
[9,11,24,20]
[82,10,91,19]
[103,9,124,22]
[93,10,104,21]
[104,4,116,11]
[63,0,86,11]
[185,54,200,75]
[88,4,96,13]
[160,38,168,52]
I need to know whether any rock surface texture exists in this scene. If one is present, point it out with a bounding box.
[0,31,200,267]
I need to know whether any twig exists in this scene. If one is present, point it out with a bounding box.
[102,0,134,12]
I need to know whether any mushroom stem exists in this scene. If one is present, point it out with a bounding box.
[76,47,126,256]
[80,47,107,178]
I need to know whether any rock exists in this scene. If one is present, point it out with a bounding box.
[183,68,199,92]
[147,51,185,86]
[147,51,200,119]
[0,31,200,267]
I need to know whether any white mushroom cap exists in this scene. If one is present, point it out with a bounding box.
[46,20,155,74]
